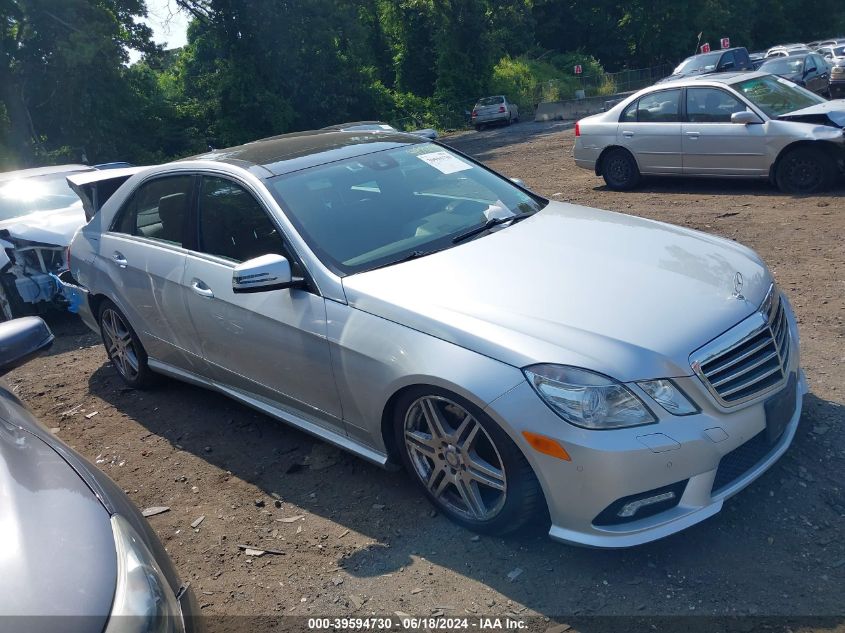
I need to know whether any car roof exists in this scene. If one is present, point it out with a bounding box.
[320,121,393,130]
[763,52,812,60]
[186,129,426,177]
[656,70,764,87]
[0,164,93,182]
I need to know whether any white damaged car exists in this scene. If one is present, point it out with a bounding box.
[0,165,141,320]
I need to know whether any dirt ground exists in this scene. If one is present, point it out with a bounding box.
[7,121,845,629]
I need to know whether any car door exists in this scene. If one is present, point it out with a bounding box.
[618,88,683,174]
[97,174,200,370]
[811,55,830,93]
[180,174,344,430]
[681,86,769,177]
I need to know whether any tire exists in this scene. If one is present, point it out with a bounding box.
[98,299,158,389]
[394,387,545,536]
[601,147,641,190]
[474,124,482,132]
[775,146,836,194]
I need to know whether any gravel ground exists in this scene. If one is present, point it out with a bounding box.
[7,121,845,630]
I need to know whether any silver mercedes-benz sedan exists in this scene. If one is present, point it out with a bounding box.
[62,130,805,547]
[574,71,845,193]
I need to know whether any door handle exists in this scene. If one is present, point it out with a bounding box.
[622,131,634,138]
[686,132,700,139]
[191,279,214,298]
[112,252,128,268]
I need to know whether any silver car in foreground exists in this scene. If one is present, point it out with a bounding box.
[574,71,845,193]
[0,317,199,633]
[63,131,804,547]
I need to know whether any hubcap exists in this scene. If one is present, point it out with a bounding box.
[404,396,507,521]
[101,308,140,380]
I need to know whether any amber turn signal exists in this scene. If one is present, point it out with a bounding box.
[522,431,571,461]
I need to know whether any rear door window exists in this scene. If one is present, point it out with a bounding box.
[113,175,193,247]
[636,89,682,122]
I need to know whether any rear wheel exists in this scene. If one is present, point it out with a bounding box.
[474,124,483,132]
[98,300,157,388]
[601,147,641,190]
[776,147,836,194]
[395,387,545,536]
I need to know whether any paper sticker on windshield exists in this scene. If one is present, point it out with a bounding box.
[417,151,473,174]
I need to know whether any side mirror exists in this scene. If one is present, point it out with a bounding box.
[0,317,54,377]
[232,254,305,294]
[731,111,763,125]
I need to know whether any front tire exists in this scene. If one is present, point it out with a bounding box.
[775,147,836,194]
[98,300,157,389]
[601,147,641,190]
[395,387,544,536]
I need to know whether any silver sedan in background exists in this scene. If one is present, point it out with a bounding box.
[574,71,845,193]
[63,130,804,547]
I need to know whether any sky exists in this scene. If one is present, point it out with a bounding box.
[129,0,190,62]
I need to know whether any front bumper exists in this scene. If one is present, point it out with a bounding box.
[484,302,805,548]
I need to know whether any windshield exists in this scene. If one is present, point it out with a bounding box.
[674,52,721,74]
[0,172,84,221]
[476,96,504,106]
[733,75,825,118]
[760,58,804,74]
[269,143,545,275]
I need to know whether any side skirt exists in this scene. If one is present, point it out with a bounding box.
[147,358,389,468]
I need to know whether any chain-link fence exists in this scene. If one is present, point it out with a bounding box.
[532,63,674,104]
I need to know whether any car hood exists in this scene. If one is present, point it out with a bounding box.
[0,203,86,246]
[342,202,771,381]
[0,415,115,629]
[778,100,845,127]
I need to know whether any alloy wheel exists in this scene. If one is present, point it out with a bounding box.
[101,308,140,381]
[403,395,507,521]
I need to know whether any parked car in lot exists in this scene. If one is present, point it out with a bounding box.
[766,44,810,58]
[659,47,753,83]
[322,120,438,140]
[759,53,831,96]
[749,51,768,69]
[62,130,805,547]
[471,95,519,130]
[574,71,845,193]
[0,316,199,632]
[830,59,845,99]
[816,44,845,63]
[0,164,141,321]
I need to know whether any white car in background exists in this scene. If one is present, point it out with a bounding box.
[574,71,845,193]
[0,165,142,320]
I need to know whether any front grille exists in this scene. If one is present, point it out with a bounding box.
[712,430,778,493]
[693,287,790,406]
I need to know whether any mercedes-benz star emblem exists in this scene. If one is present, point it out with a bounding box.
[733,271,745,300]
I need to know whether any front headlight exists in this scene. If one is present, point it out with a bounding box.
[523,364,656,429]
[104,514,184,633]
[637,379,698,415]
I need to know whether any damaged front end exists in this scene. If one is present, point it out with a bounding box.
[0,232,69,320]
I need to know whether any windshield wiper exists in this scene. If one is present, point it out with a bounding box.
[365,249,442,272]
[451,212,535,244]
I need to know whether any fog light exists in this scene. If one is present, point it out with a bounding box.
[617,491,676,518]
